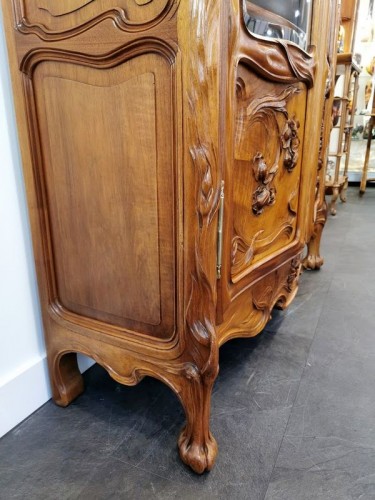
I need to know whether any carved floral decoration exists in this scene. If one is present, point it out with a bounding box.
[231,191,297,281]
[281,117,300,172]
[286,256,301,293]
[185,0,221,380]
[236,84,301,218]
[252,152,277,215]
[275,255,302,309]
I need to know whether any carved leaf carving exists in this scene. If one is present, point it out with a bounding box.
[233,78,303,280]
[276,255,302,308]
[231,229,263,269]
[231,220,294,281]
[236,83,301,219]
[184,0,221,379]
[231,189,298,281]
[218,257,303,344]
[286,256,302,293]
[288,189,298,216]
[236,85,299,154]
[281,117,301,172]
[253,286,274,312]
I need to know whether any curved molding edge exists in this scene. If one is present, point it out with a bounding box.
[14,0,178,41]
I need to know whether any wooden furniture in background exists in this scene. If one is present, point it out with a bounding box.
[304,0,340,269]
[325,0,360,215]
[326,54,361,214]
[340,0,360,53]
[2,0,334,473]
[360,89,375,194]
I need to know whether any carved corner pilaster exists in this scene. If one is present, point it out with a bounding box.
[176,0,221,473]
[276,255,302,309]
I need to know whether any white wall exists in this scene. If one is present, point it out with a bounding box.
[0,8,93,437]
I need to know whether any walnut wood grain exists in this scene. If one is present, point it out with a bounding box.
[2,0,336,474]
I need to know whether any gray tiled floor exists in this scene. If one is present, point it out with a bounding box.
[1,187,375,500]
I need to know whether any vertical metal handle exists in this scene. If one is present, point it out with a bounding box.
[216,181,225,280]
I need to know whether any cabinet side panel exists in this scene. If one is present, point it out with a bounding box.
[31,54,175,337]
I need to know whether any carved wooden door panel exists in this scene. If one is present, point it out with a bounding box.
[218,2,316,324]
[231,66,307,284]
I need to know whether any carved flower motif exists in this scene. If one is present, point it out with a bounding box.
[282,119,300,172]
[286,256,301,292]
[252,153,277,215]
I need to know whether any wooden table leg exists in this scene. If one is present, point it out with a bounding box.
[360,115,374,195]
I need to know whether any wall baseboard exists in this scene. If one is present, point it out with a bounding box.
[0,354,94,438]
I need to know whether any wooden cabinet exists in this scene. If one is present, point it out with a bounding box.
[360,90,375,194]
[340,0,360,53]
[304,0,341,268]
[2,0,335,473]
[326,55,360,214]
[325,0,360,214]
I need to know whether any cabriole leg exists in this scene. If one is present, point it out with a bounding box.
[340,177,348,202]
[49,351,84,407]
[303,201,327,270]
[330,186,339,215]
[177,368,218,474]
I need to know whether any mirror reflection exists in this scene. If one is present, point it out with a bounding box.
[243,0,313,50]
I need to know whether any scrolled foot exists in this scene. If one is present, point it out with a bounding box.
[303,254,324,270]
[340,178,348,203]
[330,187,339,216]
[178,427,218,474]
[304,203,326,271]
[50,352,84,407]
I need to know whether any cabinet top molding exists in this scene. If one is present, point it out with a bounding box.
[13,0,176,40]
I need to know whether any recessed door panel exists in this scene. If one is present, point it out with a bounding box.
[32,54,175,338]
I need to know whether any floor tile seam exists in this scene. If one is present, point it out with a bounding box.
[266,463,358,476]
[261,275,333,500]
[283,434,375,451]
[111,454,178,484]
